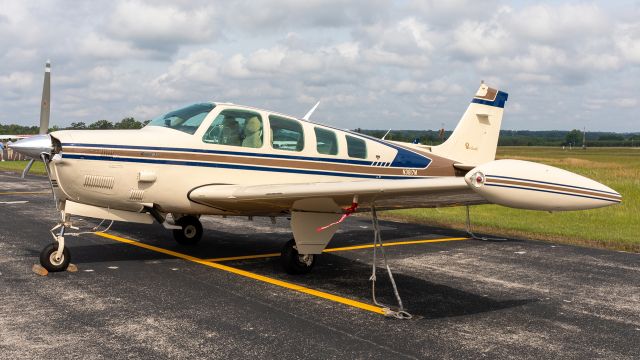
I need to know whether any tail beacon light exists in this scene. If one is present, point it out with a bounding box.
[464,159,621,211]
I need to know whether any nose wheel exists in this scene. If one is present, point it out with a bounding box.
[39,243,70,272]
[281,239,315,274]
[172,216,203,245]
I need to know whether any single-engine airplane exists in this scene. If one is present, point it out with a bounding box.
[11,63,621,275]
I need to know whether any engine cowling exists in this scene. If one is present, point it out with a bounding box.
[464,159,621,211]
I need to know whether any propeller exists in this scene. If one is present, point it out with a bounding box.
[10,61,53,178]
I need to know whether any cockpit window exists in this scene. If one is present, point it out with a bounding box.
[146,103,215,135]
[202,110,263,148]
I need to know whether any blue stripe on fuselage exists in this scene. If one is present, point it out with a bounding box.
[62,142,434,169]
[61,154,423,180]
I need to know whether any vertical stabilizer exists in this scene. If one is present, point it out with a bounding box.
[39,61,51,135]
[431,83,508,165]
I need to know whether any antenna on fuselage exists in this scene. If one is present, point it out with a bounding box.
[302,101,320,120]
[381,129,391,140]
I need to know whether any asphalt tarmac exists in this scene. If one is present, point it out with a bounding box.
[0,171,638,359]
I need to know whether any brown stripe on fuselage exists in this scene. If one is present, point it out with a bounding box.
[63,146,458,177]
[485,177,621,201]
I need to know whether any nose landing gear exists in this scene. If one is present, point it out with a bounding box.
[40,218,72,272]
[39,242,70,272]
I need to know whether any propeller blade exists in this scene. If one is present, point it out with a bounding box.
[21,159,35,179]
[39,61,51,135]
[19,60,51,177]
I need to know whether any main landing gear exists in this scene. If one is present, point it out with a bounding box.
[172,215,203,245]
[281,239,315,275]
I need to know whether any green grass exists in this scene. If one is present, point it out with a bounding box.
[385,147,640,252]
[0,160,47,175]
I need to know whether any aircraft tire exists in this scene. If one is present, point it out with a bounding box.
[173,216,203,245]
[281,239,315,275]
[39,243,70,272]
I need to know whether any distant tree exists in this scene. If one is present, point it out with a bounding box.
[565,129,582,146]
[114,117,143,129]
[48,125,60,132]
[69,122,86,129]
[143,119,151,126]
[598,134,624,141]
[88,120,114,129]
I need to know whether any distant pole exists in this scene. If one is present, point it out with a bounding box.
[582,126,586,150]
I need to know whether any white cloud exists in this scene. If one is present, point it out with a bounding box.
[78,33,152,60]
[0,71,34,91]
[615,23,640,63]
[508,4,609,43]
[107,1,218,49]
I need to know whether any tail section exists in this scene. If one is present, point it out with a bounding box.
[431,83,508,166]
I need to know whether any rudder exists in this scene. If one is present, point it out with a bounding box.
[431,83,508,166]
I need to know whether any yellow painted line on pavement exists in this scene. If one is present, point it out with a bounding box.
[0,191,50,195]
[95,232,386,315]
[204,236,470,262]
[206,253,281,262]
[323,237,470,252]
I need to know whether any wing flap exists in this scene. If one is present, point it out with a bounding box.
[189,177,483,214]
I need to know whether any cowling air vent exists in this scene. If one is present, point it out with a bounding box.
[128,189,144,202]
[83,175,115,190]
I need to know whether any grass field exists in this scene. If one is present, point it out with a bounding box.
[1,148,638,251]
[386,147,640,252]
[0,160,46,175]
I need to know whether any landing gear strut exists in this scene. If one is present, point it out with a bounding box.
[172,216,203,245]
[281,239,315,274]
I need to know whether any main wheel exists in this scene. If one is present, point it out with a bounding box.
[172,216,203,245]
[281,239,315,275]
[40,243,70,272]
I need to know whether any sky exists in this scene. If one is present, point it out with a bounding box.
[0,0,639,132]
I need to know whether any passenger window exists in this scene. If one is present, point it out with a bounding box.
[202,110,263,148]
[269,115,304,152]
[314,127,338,155]
[346,135,367,159]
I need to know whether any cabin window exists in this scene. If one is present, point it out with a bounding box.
[202,110,263,148]
[269,115,304,152]
[346,135,367,159]
[146,103,215,135]
[314,127,338,155]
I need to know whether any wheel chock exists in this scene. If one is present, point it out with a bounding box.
[67,263,78,272]
[32,264,48,276]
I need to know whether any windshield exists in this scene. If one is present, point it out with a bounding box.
[146,103,215,135]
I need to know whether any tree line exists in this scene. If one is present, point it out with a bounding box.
[357,129,640,147]
[0,117,150,134]
[1,120,638,147]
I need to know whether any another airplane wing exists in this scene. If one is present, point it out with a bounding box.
[188,177,486,214]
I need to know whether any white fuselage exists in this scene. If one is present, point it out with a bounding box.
[48,103,462,216]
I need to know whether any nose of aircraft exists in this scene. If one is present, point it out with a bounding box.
[9,134,53,159]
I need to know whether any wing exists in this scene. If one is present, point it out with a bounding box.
[188,177,485,215]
